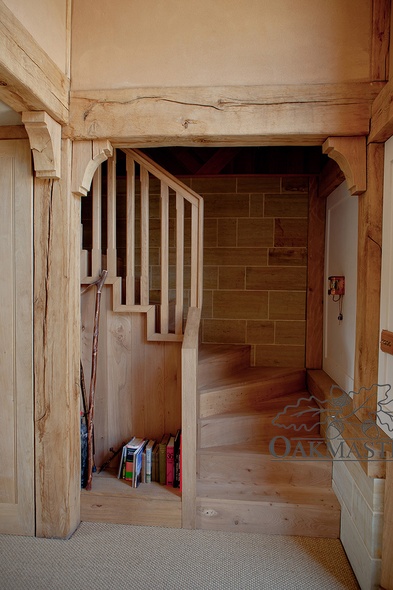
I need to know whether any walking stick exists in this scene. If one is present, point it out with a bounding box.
[83,270,108,491]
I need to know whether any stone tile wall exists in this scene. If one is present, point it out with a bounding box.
[190,175,309,367]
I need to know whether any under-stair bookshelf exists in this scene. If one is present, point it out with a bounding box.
[80,148,203,528]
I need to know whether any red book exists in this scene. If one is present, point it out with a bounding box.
[166,435,175,486]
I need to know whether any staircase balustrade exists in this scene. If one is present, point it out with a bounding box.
[82,148,204,339]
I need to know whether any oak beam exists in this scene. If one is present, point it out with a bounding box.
[67,83,383,145]
[0,126,28,140]
[371,0,391,81]
[22,111,61,179]
[322,137,367,195]
[370,77,393,142]
[0,0,69,124]
[353,143,383,427]
[34,140,80,538]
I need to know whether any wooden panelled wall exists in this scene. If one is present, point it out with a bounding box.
[81,287,182,470]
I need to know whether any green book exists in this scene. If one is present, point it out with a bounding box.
[159,433,170,485]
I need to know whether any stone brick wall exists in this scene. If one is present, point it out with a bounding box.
[82,172,310,367]
[186,175,309,367]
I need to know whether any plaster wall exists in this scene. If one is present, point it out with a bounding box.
[71,0,371,91]
[4,0,69,73]
[323,182,358,394]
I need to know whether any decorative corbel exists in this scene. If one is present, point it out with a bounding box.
[322,137,367,195]
[22,111,61,179]
[72,139,113,196]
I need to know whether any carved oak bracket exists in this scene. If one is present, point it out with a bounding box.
[72,140,113,196]
[322,136,367,195]
[22,111,61,179]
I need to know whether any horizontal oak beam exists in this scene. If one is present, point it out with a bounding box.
[67,82,383,145]
[0,0,69,124]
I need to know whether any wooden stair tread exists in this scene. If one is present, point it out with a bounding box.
[199,366,306,393]
[198,343,251,363]
[199,393,320,420]
[197,481,340,509]
[198,440,332,458]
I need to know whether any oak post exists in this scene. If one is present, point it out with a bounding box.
[353,143,383,421]
[34,139,81,538]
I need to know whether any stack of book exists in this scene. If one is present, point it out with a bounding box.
[117,429,181,489]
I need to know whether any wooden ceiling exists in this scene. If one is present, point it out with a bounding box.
[118,146,331,177]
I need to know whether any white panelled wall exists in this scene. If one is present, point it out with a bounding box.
[323,181,358,394]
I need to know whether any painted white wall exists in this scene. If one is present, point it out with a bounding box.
[323,182,358,394]
[378,136,393,439]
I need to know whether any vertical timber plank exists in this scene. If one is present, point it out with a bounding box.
[175,193,184,334]
[354,143,383,420]
[106,153,117,277]
[126,155,135,305]
[91,166,102,277]
[161,182,169,334]
[34,139,80,538]
[140,167,150,305]
[306,176,325,368]
[371,0,391,81]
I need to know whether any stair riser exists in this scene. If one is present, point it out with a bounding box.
[197,452,333,487]
[199,414,321,448]
[198,348,251,388]
[199,373,307,418]
[196,499,340,538]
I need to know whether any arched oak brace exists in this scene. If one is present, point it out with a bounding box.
[322,136,367,195]
[72,139,113,196]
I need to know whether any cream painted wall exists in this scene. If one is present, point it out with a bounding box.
[323,182,358,394]
[71,0,371,91]
[4,0,69,73]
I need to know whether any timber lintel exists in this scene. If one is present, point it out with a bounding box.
[22,111,61,179]
[322,137,367,195]
[72,139,113,196]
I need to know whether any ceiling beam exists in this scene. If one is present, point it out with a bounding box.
[67,82,383,146]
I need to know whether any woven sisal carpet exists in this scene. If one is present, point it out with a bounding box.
[0,522,359,589]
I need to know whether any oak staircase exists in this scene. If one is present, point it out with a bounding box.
[195,344,341,538]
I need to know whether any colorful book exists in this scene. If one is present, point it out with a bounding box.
[144,439,156,483]
[152,444,160,482]
[159,433,170,485]
[117,437,134,479]
[132,440,147,488]
[166,435,175,486]
[173,429,181,488]
[124,437,145,482]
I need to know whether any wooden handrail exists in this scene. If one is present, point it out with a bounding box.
[82,147,203,338]
[123,148,202,207]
